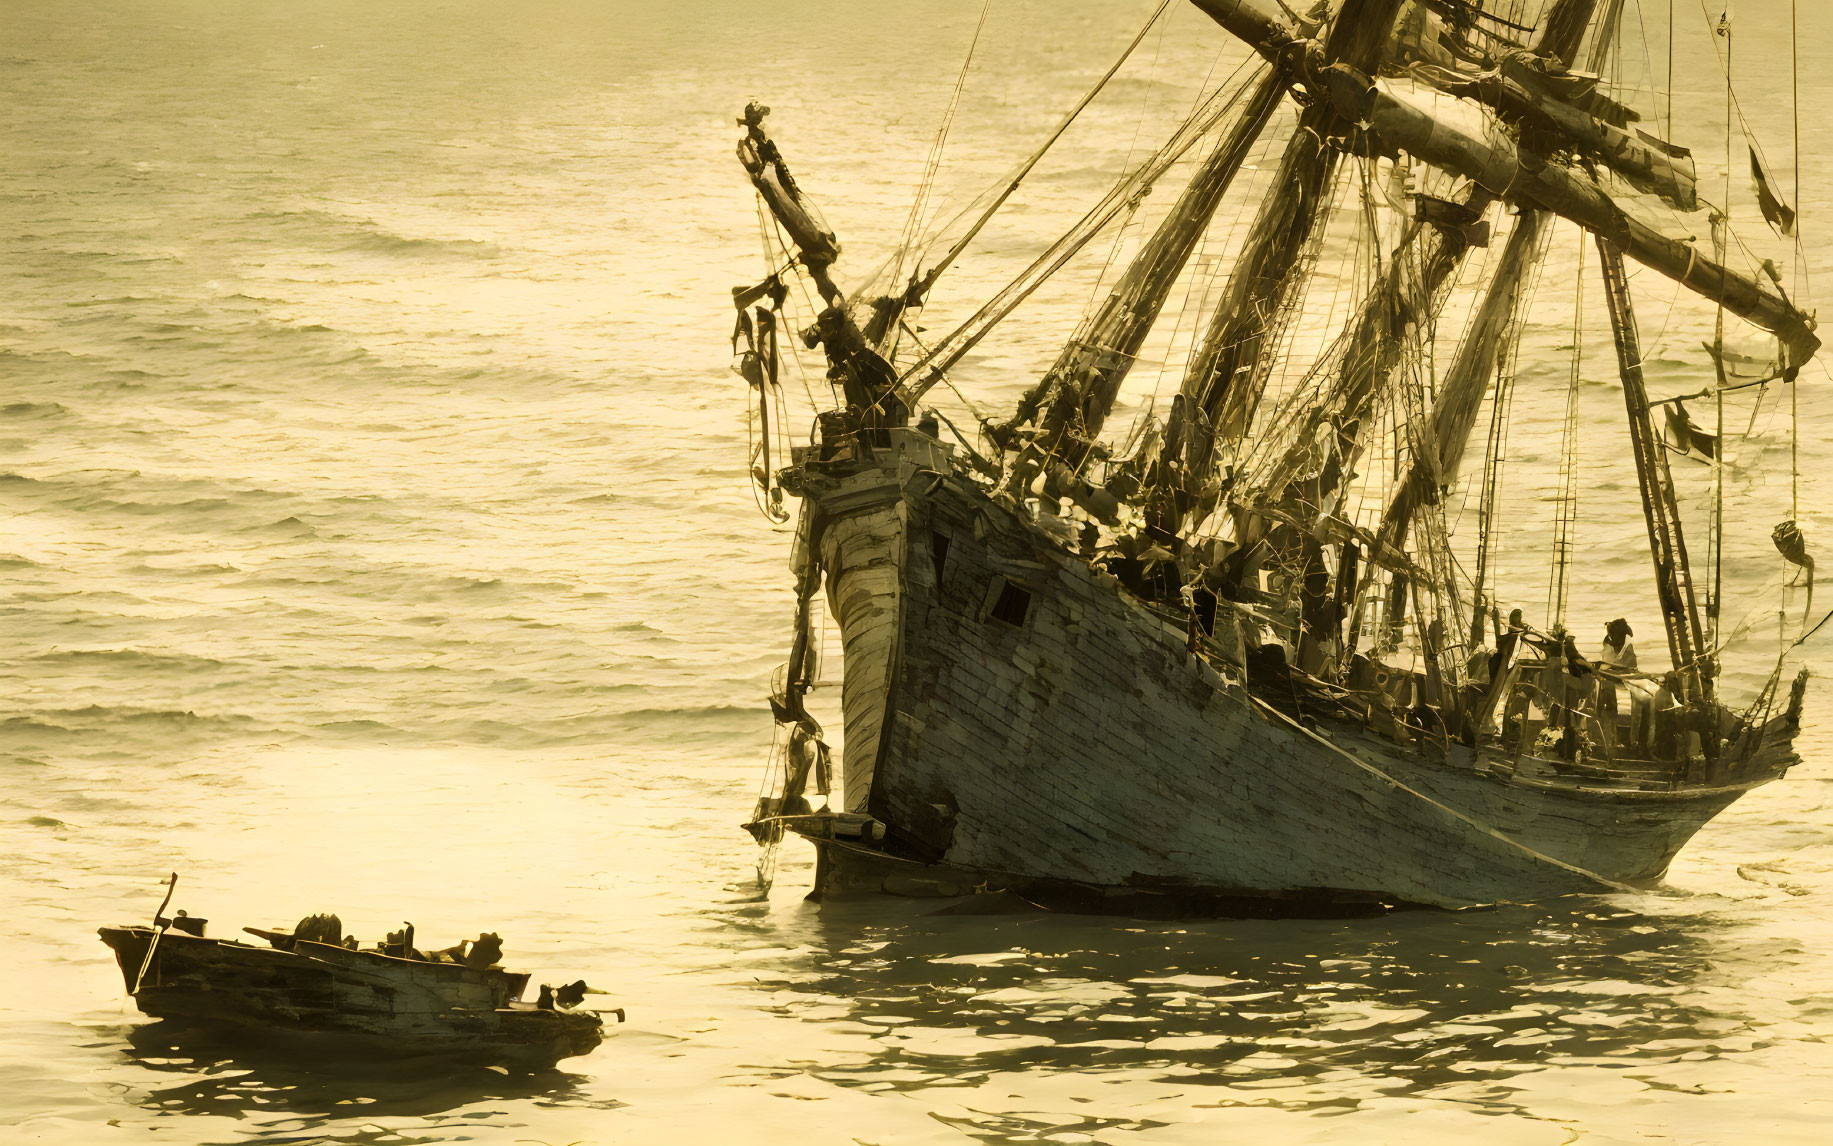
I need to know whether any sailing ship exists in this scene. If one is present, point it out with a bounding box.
[729,0,1818,911]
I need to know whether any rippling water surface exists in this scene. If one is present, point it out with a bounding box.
[4,2,1832,1143]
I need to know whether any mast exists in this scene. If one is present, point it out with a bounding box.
[1155,0,1408,534]
[1251,0,1606,533]
[997,68,1288,494]
[1597,236,1708,697]
[1367,0,1611,588]
[738,102,907,426]
[738,101,843,308]
[1187,1,1820,365]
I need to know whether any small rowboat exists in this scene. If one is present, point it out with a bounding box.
[98,920,615,1071]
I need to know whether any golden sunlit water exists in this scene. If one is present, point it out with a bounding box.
[3,2,1831,1143]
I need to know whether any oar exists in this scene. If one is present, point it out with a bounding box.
[129,872,179,996]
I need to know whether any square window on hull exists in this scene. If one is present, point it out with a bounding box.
[988,580,1031,627]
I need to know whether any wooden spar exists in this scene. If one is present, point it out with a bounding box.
[1186,0,1317,66]
[1162,0,1408,529]
[1597,236,1709,696]
[1186,2,1821,365]
[1433,68,1697,211]
[998,69,1288,484]
[1203,0,1696,210]
[737,104,909,426]
[1360,85,1822,359]
[738,102,843,307]
[130,872,180,995]
[1410,0,1693,211]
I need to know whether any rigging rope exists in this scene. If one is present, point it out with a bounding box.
[1710,5,1730,653]
[883,0,995,360]
[1243,692,1639,896]
[897,0,1174,310]
[1548,230,1585,627]
[897,61,1269,405]
[1790,0,1802,523]
[1082,7,1172,316]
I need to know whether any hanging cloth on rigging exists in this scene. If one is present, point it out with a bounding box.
[1773,519,1814,577]
[1750,147,1797,236]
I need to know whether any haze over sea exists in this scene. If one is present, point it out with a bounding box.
[4,2,1832,1143]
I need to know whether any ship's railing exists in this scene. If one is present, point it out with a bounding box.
[1182,618,1788,790]
[789,414,956,479]
[1482,657,1794,789]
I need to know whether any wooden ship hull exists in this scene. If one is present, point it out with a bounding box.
[783,432,1800,911]
[731,1,1818,915]
[98,926,605,1070]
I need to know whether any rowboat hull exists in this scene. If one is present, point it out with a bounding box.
[98,927,604,1071]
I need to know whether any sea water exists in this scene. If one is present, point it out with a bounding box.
[2,2,1830,1143]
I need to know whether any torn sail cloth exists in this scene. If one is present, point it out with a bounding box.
[1750,147,1797,237]
[732,273,789,313]
[1773,520,1813,571]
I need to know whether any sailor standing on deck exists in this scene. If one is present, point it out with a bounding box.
[1597,618,1651,754]
[1596,618,1631,752]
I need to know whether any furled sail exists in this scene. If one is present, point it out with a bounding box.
[1426,57,1698,211]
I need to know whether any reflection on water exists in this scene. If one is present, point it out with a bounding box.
[5,0,1832,1140]
[108,1020,608,1143]
[717,894,1761,1134]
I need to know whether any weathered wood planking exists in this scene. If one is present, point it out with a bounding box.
[98,927,604,1069]
[800,434,1798,910]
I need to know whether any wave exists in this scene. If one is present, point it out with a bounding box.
[0,707,278,753]
[605,703,757,726]
[245,207,507,261]
[1,401,66,419]
[122,561,241,578]
[30,649,228,671]
[312,718,408,738]
[281,703,771,751]
[239,515,317,537]
[343,232,504,259]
